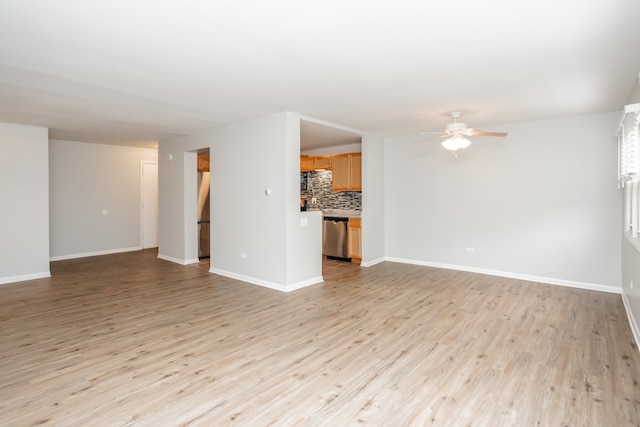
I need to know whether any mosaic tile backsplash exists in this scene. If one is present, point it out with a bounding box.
[300,171,362,211]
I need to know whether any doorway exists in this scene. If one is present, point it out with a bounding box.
[197,149,210,259]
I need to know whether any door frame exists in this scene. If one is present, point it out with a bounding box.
[140,160,159,249]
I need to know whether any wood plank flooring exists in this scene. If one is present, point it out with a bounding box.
[1,249,639,426]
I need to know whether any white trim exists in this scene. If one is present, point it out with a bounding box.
[385,257,621,294]
[617,103,640,133]
[50,246,142,262]
[209,267,323,292]
[285,276,324,292]
[617,104,640,184]
[140,160,159,249]
[157,253,199,265]
[361,257,385,267]
[0,271,51,285]
[622,292,640,352]
[626,230,640,254]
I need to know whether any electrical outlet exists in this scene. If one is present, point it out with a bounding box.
[466,247,475,253]
[240,252,247,259]
[311,197,317,204]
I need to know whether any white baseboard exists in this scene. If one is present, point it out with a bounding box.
[361,257,385,267]
[622,292,640,351]
[157,253,199,265]
[209,268,323,292]
[50,246,142,262]
[385,257,621,295]
[286,276,324,291]
[0,271,51,286]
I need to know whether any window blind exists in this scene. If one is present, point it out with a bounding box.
[618,103,640,188]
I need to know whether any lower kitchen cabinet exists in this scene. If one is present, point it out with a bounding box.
[348,217,362,264]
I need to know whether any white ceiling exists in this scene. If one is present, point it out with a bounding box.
[1,0,639,150]
[299,119,361,151]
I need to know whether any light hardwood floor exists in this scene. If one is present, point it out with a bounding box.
[1,249,639,426]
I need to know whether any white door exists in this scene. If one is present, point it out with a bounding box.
[141,161,159,248]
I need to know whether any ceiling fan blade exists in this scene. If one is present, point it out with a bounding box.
[413,136,442,144]
[468,130,508,137]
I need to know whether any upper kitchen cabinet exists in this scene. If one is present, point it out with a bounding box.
[332,152,361,191]
[197,155,210,172]
[313,156,332,170]
[300,155,332,172]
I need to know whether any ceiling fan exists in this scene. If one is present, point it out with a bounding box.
[426,112,508,152]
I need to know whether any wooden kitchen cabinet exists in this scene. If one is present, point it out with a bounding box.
[348,217,362,264]
[332,152,361,191]
[349,153,361,190]
[300,156,314,172]
[300,156,332,172]
[313,156,332,170]
[197,155,210,172]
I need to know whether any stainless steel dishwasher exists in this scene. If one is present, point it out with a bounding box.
[323,216,349,261]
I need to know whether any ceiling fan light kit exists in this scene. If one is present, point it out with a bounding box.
[441,136,472,151]
[437,112,508,153]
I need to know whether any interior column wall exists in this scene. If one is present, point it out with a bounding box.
[158,113,321,290]
[361,134,386,266]
[0,122,50,284]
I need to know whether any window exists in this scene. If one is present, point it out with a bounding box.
[618,103,640,240]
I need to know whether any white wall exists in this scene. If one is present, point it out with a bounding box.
[49,140,158,259]
[384,112,621,292]
[622,237,640,344]
[0,122,50,284]
[627,72,640,105]
[158,135,189,263]
[208,114,287,285]
[361,135,385,266]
